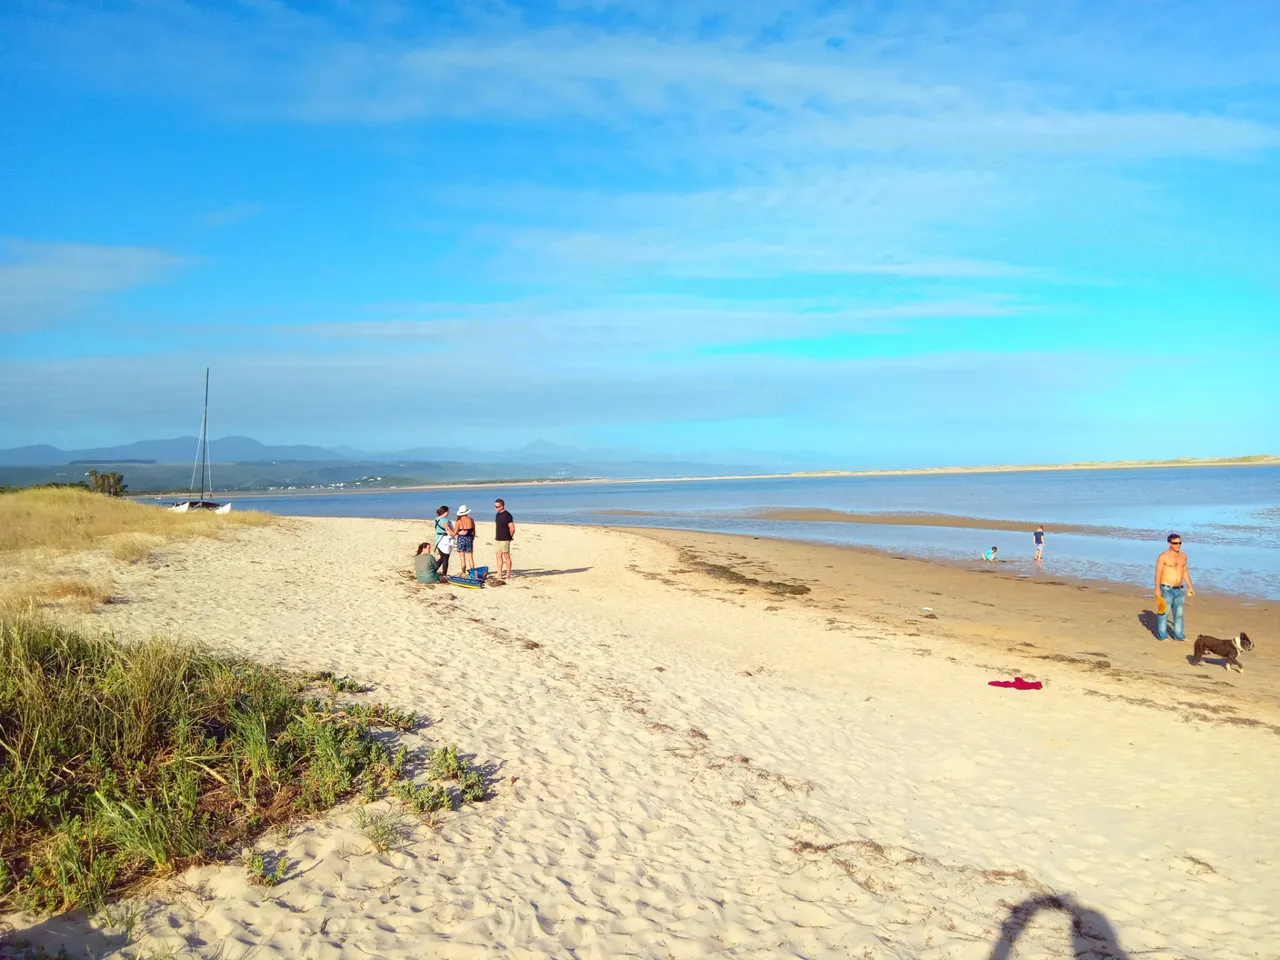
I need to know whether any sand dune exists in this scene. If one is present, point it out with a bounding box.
[6,519,1277,958]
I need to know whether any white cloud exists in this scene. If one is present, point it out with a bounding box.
[14,2,1279,163]
[295,294,1030,363]
[499,229,1038,280]
[202,203,264,227]
[0,239,189,331]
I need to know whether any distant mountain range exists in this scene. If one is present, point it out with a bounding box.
[0,436,342,466]
[0,435,770,492]
[0,436,635,468]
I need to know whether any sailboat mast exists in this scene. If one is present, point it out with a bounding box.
[199,367,210,501]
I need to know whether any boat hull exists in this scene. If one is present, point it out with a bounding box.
[170,500,228,513]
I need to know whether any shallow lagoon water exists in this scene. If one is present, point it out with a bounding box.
[212,466,1280,599]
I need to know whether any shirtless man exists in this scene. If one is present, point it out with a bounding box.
[1154,532,1194,641]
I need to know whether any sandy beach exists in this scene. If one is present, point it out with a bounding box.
[6,518,1278,959]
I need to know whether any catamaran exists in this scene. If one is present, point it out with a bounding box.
[171,368,231,513]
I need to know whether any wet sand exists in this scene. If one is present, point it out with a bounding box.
[600,508,1158,540]
[638,527,1280,727]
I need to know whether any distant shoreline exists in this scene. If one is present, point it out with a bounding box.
[154,453,1278,500]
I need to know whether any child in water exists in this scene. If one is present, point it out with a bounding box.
[983,546,999,562]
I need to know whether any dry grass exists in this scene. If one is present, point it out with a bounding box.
[0,488,273,555]
[106,534,161,564]
[0,577,115,613]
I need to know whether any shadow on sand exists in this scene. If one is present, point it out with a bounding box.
[0,910,129,958]
[1186,652,1231,670]
[510,568,591,579]
[986,894,1130,960]
[1137,609,1161,639]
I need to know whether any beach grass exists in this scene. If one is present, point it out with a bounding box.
[105,534,161,565]
[0,487,273,556]
[0,613,483,915]
[0,578,116,613]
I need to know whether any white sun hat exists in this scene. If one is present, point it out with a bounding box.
[457,505,471,516]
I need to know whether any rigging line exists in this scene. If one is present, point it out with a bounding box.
[188,412,203,497]
[199,367,210,501]
[206,381,215,498]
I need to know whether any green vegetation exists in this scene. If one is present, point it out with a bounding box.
[428,745,487,804]
[355,807,411,853]
[391,778,452,814]
[245,848,289,887]
[306,671,373,695]
[0,473,127,497]
[85,471,128,497]
[0,614,487,915]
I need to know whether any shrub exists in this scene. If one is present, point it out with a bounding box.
[355,808,410,853]
[0,613,488,915]
[426,745,487,804]
[391,780,452,814]
[86,472,128,498]
[245,849,289,887]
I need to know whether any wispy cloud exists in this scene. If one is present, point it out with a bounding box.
[291,293,1032,372]
[0,239,188,332]
[202,203,263,228]
[10,1,1278,163]
[1,1,1275,460]
[497,230,1038,281]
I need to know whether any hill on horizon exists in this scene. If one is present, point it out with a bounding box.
[0,435,775,491]
[0,436,776,471]
[0,436,347,467]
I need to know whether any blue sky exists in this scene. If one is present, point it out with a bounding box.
[1,0,1277,468]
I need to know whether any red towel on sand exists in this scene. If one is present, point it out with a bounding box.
[988,677,1042,690]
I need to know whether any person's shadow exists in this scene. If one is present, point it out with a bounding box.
[1137,609,1161,639]
[986,894,1130,959]
[0,910,129,957]
[511,567,591,579]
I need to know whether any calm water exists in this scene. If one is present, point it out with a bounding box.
[208,466,1280,598]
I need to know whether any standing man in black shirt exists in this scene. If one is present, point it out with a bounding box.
[494,498,515,580]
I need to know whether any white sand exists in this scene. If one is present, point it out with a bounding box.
[8,518,1278,959]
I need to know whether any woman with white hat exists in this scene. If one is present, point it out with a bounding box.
[454,505,477,577]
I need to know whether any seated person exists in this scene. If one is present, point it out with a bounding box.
[982,546,998,562]
[414,542,442,583]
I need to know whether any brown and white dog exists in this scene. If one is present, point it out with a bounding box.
[1191,633,1254,672]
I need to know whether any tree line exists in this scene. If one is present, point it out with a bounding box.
[0,472,128,496]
